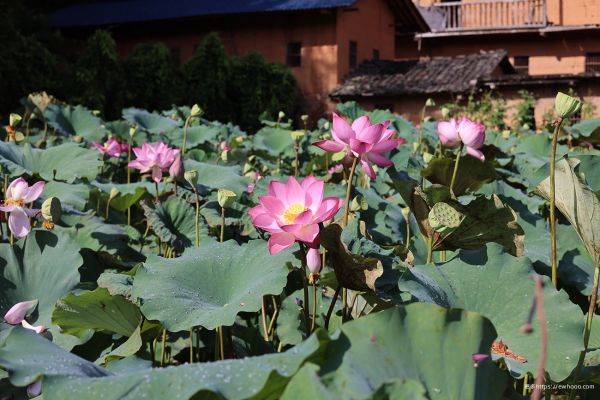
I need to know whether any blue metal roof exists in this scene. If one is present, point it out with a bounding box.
[50,0,356,27]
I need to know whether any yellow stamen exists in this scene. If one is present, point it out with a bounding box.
[4,198,24,207]
[282,203,306,224]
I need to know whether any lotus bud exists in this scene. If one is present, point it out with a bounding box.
[184,170,199,187]
[425,98,435,107]
[306,247,321,275]
[217,189,236,209]
[428,202,464,236]
[472,353,489,367]
[278,111,285,121]
[235,136,244,143]
[301,114,308,122]
[21,320,46,334]
[555,92,582,119]
[73,135,83,143]
[41,197,61,224]
[412,142,419,153]
[169,156,183,179]
[190,104,202,118]
[401,207,411,221]
[441,107,450,118]
[129,127,136,138]
[290,130,305,141]
[109,187,120,200]
[9,113,21,127]
[423,152,434,163]
[323,121,330,130]
[27,380,42,398]
[3,299,38,324]
[502,130,511,139]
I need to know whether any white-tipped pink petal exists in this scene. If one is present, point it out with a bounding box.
[21,320,46,334]
[350,115,371,133]
[8,207,31,238]
[268,180,287,199]
[284,177,305,205]
[293,224,320,243]
[437,119,461,147]
[466,146,485,162]
[257,196,286,216]
[313,140,345,153]
[3,299,38,325]
[306,247,322,274]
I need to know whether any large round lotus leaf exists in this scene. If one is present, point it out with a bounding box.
[140,195,208,253]
[0,142,102,183]
[0,326,327,400]
[421,156,496,196]
[43,104,107,142]
[42,181,90,211]
[253,126,295,156]
[52,288,141,338]
[184,159,250,196]
[122,108,180,133]
[56,210,128,254]
[398,243,584,381]
[168,124,224,148]
[315,303,506,400]
[132,240,295,331]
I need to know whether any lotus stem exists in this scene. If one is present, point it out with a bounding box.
[550,117,565,288]
[218,327,225,360]
[569,263,600,399]
[127,139,132,225]
[405,221,410,251]
[194,190,200,247]
[294,140,299,177]
[267,300,279,337]
[154,181,160,203]
[105,198,112,220]
[523,374,528,396]
[189,328,194,363]
[311,282,317,333]
[531,275,548,400]
[325,286,341,330]
[426,234,434,264]
[449,143,464,196]
[160,329,167,366]
[261,296,269,342]
[343,157,359,228]
[220,206,225,243]
[342,287,348,321]
[182,116,191,155]
[299,243,311,336]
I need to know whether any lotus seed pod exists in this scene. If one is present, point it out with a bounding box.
[323,121,330,130]
[401,207,411,221]
[217,189,236,209]
[502,130,511,139]
[129,127,136,137]
[428,202,464,236]
[278,111,285,120]
[425,98,435,107]
[73,135,83,143]
[184,170,199,187]
[41,197,62,223]
[423,152,434,163]
[9,113,21,127]
[109,187,120,200]
[190,104,202,117]
[555,92,582,119]
[290,130,305,140]
[301,114,308,122]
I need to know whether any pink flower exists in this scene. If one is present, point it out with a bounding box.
[472,353,489,367]
[306,247,321,274]
[3,299,38,324]
[220,140,232,151]
[327,164,343,174]
[0,178,45,238]
[248,176,343,254]
[93,138,126,157]
[169,155,183,179]
[128,142,180,183]
[27,380,42,397]
[436,117,486,161]
[21,320,46,334]
[313,113,403,179]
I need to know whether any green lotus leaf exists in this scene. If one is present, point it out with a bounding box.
[184,159,250,196]
[421,156,496,196]
[168,124,224,148]
[52,288,141,338]
[566,117,600,138]
[141,195,208,253]
[253,126,295,156]
[42,181,90,211]
[308,303,506,399]
[398,244,584,381]
[91,181,160,212]
[535,157,600,264]
[132,240,295,331]
[0,322,327,399]
[0,142,102,183]
[43,104,107,142]
[95,326,143,366]
[122,108,180,133]
[56,210,128,254]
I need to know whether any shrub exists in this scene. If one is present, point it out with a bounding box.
[515,89,536,131]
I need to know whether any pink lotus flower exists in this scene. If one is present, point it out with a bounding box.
[3,299,46,333]
[92,138,127,157]
[313,113,404,179]
[3,299,38,324]
[327,164,343,174]
[0,178,45,238]
[27,380,42,397]
[472,353,489,367]
[169,155,183,179]
[248,176,342,254]
[220,140,232,151]
[128,142,179,183]
[436,117,486,161]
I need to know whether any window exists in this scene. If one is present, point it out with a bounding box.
[349,41,358,68]
[373,49,380,60]
[513,56,529,74]
[585,52,600,73]
[286,42,302,67]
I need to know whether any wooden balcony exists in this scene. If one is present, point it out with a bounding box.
[431,0,547,31]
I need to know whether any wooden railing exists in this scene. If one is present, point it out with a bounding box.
[431,0,547,31]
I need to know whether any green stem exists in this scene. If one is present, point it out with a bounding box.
[261,296,269,341]
[342,157,359,227]
[324,285,341,330]
[405,219,411,251]
[299,244,311,336]
[218,327,225,360]
[189,328,194,363]
[569,263,600,399]
[550,117,565,288]
[342,288,348,321]
[426,234,434,264]
[182,116,190,155]
[220,207,225,243]
[155,181,160,203]
[294,141,299,177]
[449,143,464,195]
[193,190,200,247]
[160,329,167,366]
[105,198,111,220]
[311,282,317,333]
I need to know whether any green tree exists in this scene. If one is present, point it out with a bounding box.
[183,33,231,122]
[123,43,183,111]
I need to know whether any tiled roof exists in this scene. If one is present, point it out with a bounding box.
[50,0,356,27]
[331,50,514,97]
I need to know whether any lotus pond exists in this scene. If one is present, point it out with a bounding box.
[1,93,600,399]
